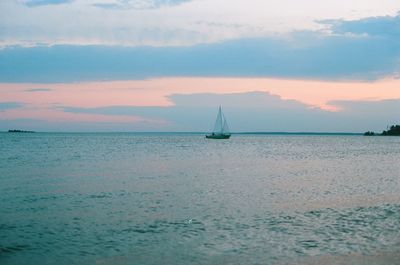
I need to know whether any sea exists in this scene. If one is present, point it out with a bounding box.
[1,132,400,265]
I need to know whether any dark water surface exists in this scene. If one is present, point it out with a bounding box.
[1,133,400,264]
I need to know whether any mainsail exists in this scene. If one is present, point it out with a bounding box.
[212,106,230,134]
[222,114,230,134]
[206,106,231,139]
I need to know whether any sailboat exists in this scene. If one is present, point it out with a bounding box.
[206,106,231,139]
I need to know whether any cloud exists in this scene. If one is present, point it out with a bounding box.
[53,92,340,131]
[22,0,73,7]
[167,92,307,109]
[1,11,399,82]
[58,91,400,132]
[1,27,399,82]
[321,13,400,38]
[60,91,311,114]
[327,98,400,131]
[1,90,399,132]
[329,98,400,115]
[1,0,399,48]
[0,103,168,132]
[25,88,52,92]
[58,91,320,131]
[0,102,24,111]
[92,0,192,10]
[0,117,161,132]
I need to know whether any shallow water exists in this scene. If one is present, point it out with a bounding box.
[1,133,400,264]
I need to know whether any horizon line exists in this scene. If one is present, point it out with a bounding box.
[2,131,364,135]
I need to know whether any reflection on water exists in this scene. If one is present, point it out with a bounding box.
[0,133,399,264]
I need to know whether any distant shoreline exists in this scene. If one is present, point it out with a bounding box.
[234,132,362,135]
[2,131,362,135]
[364,125,400,136]
[7,129,35,133]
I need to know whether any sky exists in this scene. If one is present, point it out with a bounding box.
[0,0,400,132]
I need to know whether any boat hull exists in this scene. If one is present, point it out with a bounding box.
[205,134,231,139]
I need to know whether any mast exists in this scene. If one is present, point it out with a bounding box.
[219,106,223,133]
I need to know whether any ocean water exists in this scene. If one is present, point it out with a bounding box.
[1,133,400,265]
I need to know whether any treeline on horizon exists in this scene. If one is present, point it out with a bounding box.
[364,125,400,136]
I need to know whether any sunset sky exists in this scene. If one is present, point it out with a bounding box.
[1,0,400,132]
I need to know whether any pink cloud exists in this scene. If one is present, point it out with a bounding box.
[0,105,167,125]
[1,77,400,123]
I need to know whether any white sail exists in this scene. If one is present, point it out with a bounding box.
[206,106,231,139]
[212,106,230,134]
[212,106,223,133]
[222,115,230,134]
